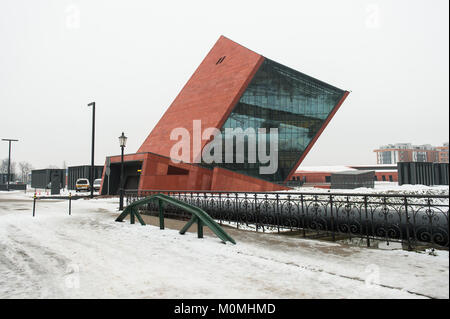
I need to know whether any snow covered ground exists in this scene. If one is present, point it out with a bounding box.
[0,191,448,299]
[292,182,449,196]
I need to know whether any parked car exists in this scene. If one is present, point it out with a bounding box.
[93,178,102,192]
[75,178,90,192]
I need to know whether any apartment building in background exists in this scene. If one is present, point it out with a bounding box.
[374,142,449,164]
[436,142,449,163]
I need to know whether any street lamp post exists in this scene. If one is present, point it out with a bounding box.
[118,132,127,210]
[88,102,95,199]
[1,138,19,191]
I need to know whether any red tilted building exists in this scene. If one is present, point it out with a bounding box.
[100,36,349,194]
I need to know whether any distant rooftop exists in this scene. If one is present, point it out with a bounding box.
[296,166,356,173]
[331,170,374,176]
[296,164,397,173]
[376,142,448,151]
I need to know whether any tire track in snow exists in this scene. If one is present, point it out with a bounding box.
[0,225,71,298]
[235,251,435,299]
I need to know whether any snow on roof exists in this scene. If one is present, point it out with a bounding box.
[296,165,357,173]
[296,165,399,173]
[350,164,396,168]
[331,170,374,175]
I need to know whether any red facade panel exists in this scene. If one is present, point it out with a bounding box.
[137,36,264,164]
[101,152,214,192]
[292,170,398,185]
[211,167,290,192]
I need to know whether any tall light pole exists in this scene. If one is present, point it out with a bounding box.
[1,138,19,191]
[118,132,127,210]
[88,102,95,199]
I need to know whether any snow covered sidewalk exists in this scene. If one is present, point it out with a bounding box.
[0,191,448,299]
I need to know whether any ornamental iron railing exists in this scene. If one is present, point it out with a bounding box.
[125,189,449,250]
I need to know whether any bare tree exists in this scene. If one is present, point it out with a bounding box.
[1,158,16,180]
[18,162,33,184]
[0,159,7,174]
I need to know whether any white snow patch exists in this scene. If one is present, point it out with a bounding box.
[0,192,448,299]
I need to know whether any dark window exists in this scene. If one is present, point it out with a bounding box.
[216,56,226,65]
[389,175,393,182]
[325,176,331,183]
[381,151,392,164]
[202,59,346,183]
[382,175,386,181]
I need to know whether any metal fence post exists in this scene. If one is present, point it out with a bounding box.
[404,196,412,251]
[219,193,223,225]
[364,196,370,247]
[300,194,306,238]
[159,199,164,230]
[276,193,280,233]
[32,193,36,217]
[69,192,72,215]
[254,193,258,232]
[329,195,335,241]
[235,193,239,229]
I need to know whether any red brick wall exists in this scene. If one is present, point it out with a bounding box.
[292,171,331,183]
[374,171,398,182]
[292,170,399,184]
[100,151,292,192]
[99,152,148,194]
[211,167,290,192]
[99,152,213,192]
[139,154,213,191]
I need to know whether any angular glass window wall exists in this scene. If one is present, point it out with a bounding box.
[203,58,347,182]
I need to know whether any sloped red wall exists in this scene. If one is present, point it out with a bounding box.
[210,167,290,192]
[137,36,264,164]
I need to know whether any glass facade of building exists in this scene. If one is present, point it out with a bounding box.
[203,58,346,182]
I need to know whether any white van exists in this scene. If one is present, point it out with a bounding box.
[75,178,90,192]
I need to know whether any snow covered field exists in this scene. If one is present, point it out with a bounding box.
[292,182,449,196]
[0,191,448,299]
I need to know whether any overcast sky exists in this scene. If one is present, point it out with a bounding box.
[1,0,448,170]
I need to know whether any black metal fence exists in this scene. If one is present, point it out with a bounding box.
[0,183,26,191]
[125,189,449,249]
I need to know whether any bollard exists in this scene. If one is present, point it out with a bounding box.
[158,199,164,230]
[32,193,36,217]
[69,192,72,215]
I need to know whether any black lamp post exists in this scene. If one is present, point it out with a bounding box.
[88,102,95,199]
[1,138,19,191]
[118,132,127,210]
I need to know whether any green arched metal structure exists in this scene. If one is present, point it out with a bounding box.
[115,193,236,244]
